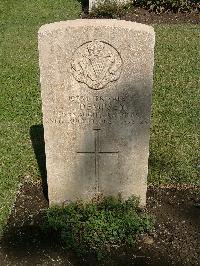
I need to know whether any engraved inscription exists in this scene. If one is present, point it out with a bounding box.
[77,129,119,192]
[44,94,150,127]
[71,40,122,90]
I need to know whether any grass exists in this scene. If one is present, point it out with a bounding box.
[149,25,200,184]
[0,0,199,233]
[0,0,82,234]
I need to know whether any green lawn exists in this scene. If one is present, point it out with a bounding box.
[0,0,82,234]
[0,0,199,233]
[149,25,200,184]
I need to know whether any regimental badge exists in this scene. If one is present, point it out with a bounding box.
[71,40,122,90]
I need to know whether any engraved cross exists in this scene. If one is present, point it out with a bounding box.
[77,129,119,192]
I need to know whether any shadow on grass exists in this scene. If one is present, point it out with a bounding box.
[30,124,48,201]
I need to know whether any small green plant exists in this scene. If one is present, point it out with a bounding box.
[90,0,132,18]
[42,196,154,259]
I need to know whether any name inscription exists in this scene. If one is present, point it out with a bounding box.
[45,94,148,127]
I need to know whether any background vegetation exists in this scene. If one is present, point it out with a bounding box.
[91,0,200,15]
[134,0,200,13]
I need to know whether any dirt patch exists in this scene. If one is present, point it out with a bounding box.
[0,181,199,265]
[84,7,199,24]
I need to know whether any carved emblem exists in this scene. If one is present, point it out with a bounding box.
[71,40,122,90]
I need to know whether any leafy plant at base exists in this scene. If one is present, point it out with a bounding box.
[42,196,154,259]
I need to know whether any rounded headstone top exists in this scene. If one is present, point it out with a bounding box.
[38,19,154,36]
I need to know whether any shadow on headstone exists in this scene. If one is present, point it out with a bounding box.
[30,124,48,202]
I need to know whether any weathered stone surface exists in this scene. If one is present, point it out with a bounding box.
[38,19,155,206]
[89,0,132,11]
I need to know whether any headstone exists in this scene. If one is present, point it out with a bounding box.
[38,19,155,206]
[89,0,132,11]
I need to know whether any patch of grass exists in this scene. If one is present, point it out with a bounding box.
[149,25,200,185]
[43,196,154,260]
[0,0,81,234]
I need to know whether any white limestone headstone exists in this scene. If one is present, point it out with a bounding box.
[38,19,155,206]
